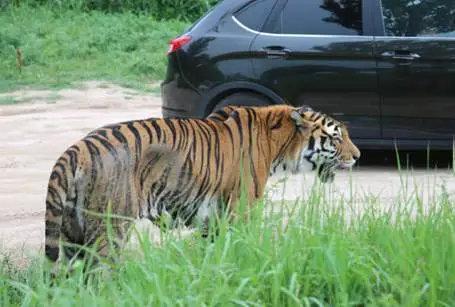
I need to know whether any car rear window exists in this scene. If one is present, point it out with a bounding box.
[270,0,362,36]
[381,0,455,37]
[234,0,277,31]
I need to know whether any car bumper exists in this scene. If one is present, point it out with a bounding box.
[161,78,205,119]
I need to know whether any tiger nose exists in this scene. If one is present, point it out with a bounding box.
[353,152,361,161]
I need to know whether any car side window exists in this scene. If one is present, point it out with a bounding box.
[381,0,455,37]
[271,0,362,35]
[234,0,277,32]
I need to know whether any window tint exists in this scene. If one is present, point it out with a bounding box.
[235,0,277,31]
[381,0,455,37]
[273,0,362,35]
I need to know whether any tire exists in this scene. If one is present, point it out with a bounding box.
[211,92,272,113]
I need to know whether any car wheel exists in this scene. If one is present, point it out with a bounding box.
[211,92,272,113]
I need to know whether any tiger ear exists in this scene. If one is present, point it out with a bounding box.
[291,111,312,132]
[298,105,313,114]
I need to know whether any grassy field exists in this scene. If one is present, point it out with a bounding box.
[0,5,189,92]
[1,181,454,306]
[0,0,218,21]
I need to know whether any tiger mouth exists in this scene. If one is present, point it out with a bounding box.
[337,160,356,169]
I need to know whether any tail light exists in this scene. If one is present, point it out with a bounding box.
[167,35,192,55]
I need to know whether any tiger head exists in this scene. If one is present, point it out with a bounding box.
[269,105,360,182]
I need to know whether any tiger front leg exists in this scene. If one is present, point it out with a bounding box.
[223,174,268,225]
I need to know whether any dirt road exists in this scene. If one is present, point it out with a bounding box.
[0,82,454,258]
[0,82,162,256]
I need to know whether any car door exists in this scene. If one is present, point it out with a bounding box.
[248,0,380,139]
[374,0,455,142]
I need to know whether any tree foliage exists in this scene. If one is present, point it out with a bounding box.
[0,0,220,21]
[321,0,362,34]
[381,0,455,36]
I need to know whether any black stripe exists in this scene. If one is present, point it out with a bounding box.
[127,123,142,173]
[275,129,298,159]
[270,116,283,130]
[54,162,66,173]
[166,178,197,220]
[321,131,331,139]
[140,151,165,187]
[45,220,61,237]
[308,136,315,150]
[83,140,99,197]
[231,111,243,146]
[161,162,199,220]
[153,183,168,214]
[151,120,162,142]
[111,125,129,151]
[246,109,259,198]
[67,147,78,176]
[266,112,272,126]
[223,123,235,154]
[50,171,64,189]
[187,121,198,164]
[45,245,59,261]
[89,134,118,157]
[97,129,108,138]
[139,121,153,143]
[127,122,142,153]
[320,136,327,151]
[47,186,62,206]
[192,169,211,206]
[194,121,205,174]
[213,152,224,195]
[213,110,228,120]
[54,162,68,190]
[69,145,80,152]
[198,122,212,170]
[176,120,187,150]
[84,139,101,156]
[200,123,214,198]
[213,129,221,179]
[57,156,68,164]
[163,119,177,149]
[305,153,317,170]
[46,200,63,216]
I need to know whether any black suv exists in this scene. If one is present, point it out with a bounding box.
[161,0,455,149]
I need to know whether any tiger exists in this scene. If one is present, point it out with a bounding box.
[45,104,360,263]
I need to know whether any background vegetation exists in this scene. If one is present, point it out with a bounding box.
[0,0,219,92]
[0,0,219,21]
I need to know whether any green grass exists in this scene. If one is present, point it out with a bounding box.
[1,181,454,306]
[0,6,189,92]
[0,96,19,105]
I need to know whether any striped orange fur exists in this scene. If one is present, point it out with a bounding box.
[45,105,360,262]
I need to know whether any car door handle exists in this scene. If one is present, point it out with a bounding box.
[261,46,292,58]
[381,51,421,61]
